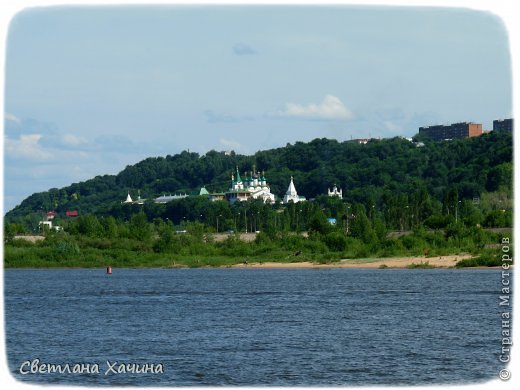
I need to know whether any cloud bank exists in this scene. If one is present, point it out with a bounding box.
[278,95,353,120]
[5,134,52,160]
[5,112,21,124]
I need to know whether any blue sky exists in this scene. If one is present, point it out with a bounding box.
[3,5,513,212]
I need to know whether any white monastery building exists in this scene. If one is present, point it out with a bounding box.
[328,184,343,198]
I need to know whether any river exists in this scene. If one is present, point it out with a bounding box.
[4,268,504,385]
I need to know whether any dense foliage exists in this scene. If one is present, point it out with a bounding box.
[5,132,512,230]
[4,211,507,268]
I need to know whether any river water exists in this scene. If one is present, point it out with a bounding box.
[4,268,505,385]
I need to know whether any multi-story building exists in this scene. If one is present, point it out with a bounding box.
[419,122,482,141]
[493,118,513,133]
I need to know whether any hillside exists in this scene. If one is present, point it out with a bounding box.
[5,132,512,227]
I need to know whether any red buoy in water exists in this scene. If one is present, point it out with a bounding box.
[106,266,112,274]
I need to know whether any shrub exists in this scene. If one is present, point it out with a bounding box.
[400,234,426,250]
[323,232,347,252]
[254,232,272,246]
[302,239,329,254]
[54,240,81,255]
[423,215,452,229]
[456,253,503,268]
[279,234,306,251]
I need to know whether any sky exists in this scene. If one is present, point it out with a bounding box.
[2,2,514,212]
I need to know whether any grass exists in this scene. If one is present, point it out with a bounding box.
[4,227,504,269]
[3,245,318,269]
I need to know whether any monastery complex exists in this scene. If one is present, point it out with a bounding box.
[123,166,343,206]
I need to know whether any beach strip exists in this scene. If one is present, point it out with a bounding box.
[230,255,475,269]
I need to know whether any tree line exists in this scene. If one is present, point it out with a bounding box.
[4,199,507,268]
[5,131,512,234]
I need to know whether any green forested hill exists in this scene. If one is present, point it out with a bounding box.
[5,132,512,227]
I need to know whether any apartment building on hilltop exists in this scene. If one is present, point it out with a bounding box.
[493,118,513,133]
[418,122,482,141]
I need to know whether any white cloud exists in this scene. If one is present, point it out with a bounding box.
[61,133,88,147]
[278,95,353,120]
[5,112,21,124]
[5,134,53,160]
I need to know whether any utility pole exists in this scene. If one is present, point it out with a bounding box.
[346,206,351,235]
[455,200,462,223]
[216,214,222,233]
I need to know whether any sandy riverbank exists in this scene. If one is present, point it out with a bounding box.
[230,254,475,269]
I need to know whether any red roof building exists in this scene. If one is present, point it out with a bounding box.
[66,210,79,217]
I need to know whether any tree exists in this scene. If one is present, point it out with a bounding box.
[102,216,119,238]
[4,223,25,242]
[308,209,331,235]
[486,162,513,192]
[350,206,377,244]
[443,187,459,216]
[75,214,103,237]
[129,212,152,241]
[483,210,509,228]
[460,200,483,227]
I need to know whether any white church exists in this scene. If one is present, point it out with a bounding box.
[122,191,145,205]
[283,176,306,204]
[328,184,343,198]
